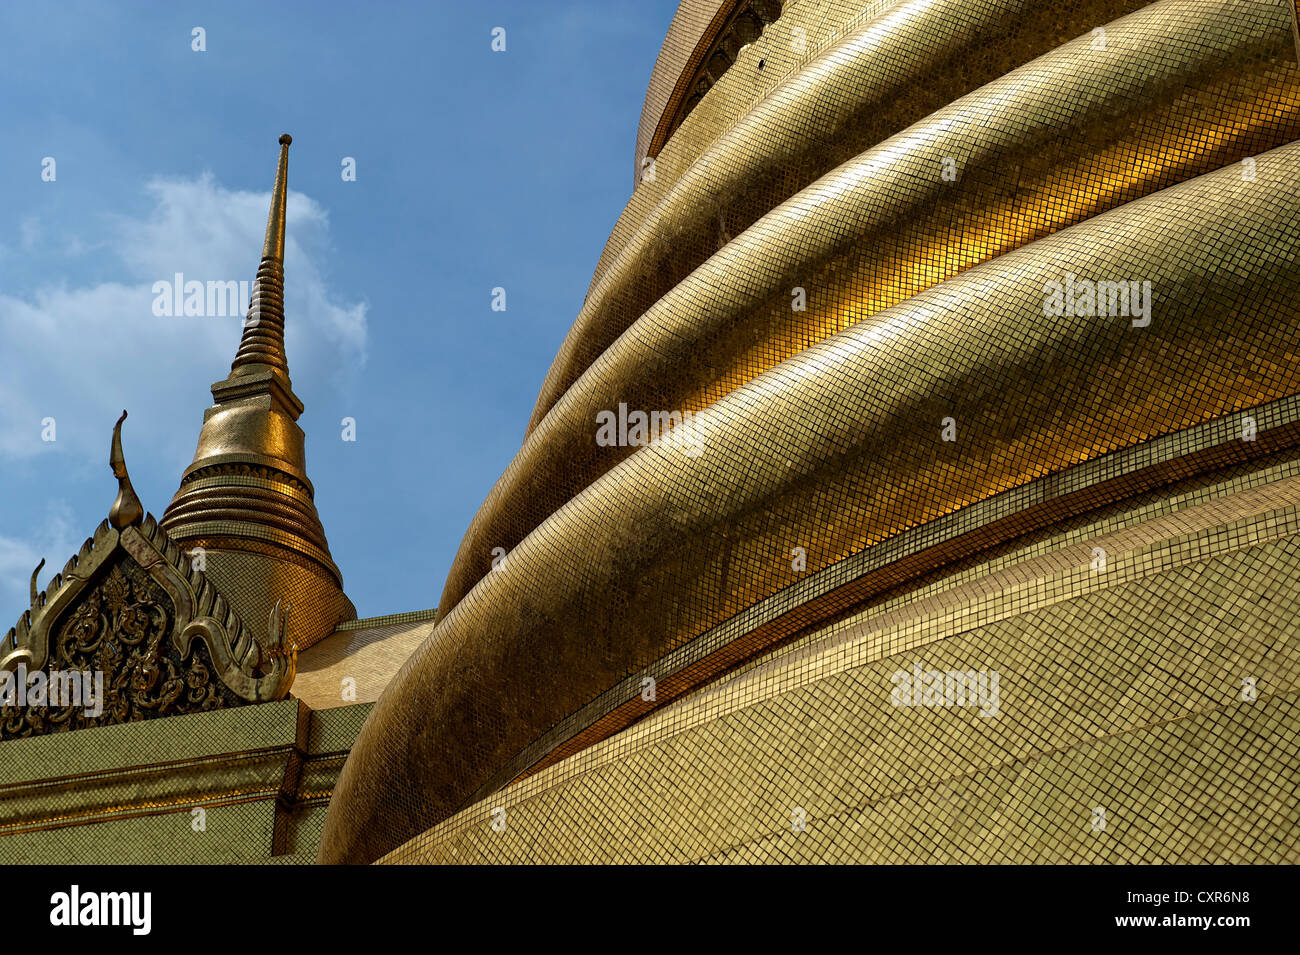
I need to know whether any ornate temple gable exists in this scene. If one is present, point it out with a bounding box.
[0,413,295,742]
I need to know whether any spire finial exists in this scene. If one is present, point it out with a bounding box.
[262,134,291,261]
[109,410,144,529]
[231,135,293,377]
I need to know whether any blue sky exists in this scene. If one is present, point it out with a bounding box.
[0,0,678,627]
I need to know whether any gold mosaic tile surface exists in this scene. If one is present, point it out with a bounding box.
[320,0,1300,863]
[633,0,730,181]
[382,466,1300,863]
[323,137,1300,862]
[492,432,1300,789]
[449,0,1300,622]
[293,618,438,709]
[0,700,371,864]
[575,0,1154,432]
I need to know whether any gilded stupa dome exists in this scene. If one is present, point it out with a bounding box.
[320,0,1300,864]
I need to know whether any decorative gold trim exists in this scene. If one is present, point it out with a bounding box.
[643,0,782,164]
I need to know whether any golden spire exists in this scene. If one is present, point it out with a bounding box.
[263,133,291,261]
[231,133,292,378]
[160,133,355,650]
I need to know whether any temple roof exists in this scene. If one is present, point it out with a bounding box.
[1,414,296,740]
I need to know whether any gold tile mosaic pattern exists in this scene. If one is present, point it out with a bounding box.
[381,465,1300,863]
[292,617,438,709]
[0,700,371,863]
[636,0,780,174]
[633,0,730,182]
[483,420,1300,791]
[565,0,1153,435]
[320,0,1300,863]
[445,0,1300,624]
[174,540,355,658]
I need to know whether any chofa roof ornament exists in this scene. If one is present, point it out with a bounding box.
[108,410,144,530]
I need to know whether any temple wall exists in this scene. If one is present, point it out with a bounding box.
[0,698,370,864]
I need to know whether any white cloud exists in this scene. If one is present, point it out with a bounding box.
[0,173,368,462]
[19,216,40,252]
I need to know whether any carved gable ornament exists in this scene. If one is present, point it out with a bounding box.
[0,413,295,741]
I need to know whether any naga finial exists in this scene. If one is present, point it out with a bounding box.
[109,410,144,529]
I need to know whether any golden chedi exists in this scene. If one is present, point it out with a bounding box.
[161,134,355,652]
[6,0,1300,868]
[320,0,1300,864]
